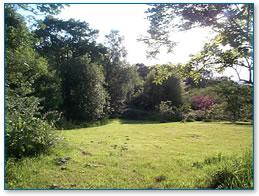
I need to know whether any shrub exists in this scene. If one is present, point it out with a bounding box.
[177,103,191,120]
[209,103,229,121]
[193,96,216,111]
[186,110,206,121]
[240,104,253,121]
[156,101,175,121]
[186,116,195,122]
[155,101,182,122]
[5,96,58,159]
[78,117,112,128]
[203,118,212,122]
[5,113,57,158]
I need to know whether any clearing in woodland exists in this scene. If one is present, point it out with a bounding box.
[5,120,253,189]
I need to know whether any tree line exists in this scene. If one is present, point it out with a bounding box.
[5,4,253,159]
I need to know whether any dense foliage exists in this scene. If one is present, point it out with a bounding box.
[142,4,253,84]
[5,3,253,162]
[4,4,253,191]
[5,5,60,158]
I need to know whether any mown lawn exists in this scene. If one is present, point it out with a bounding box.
[5,120,253,189]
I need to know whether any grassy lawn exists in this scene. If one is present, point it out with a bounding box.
[5,120,253,189]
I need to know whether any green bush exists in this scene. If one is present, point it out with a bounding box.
[5,95,58,159]
[209,103,229,121]
[78,117,112,128]
[156,101,175,122]
[5,158,20,188]
[203,118,212,122]
[240,104,253,121]
[186,116,195,122]
[5,112,57,158]
[185,110,205,121]
[155,101,182,122]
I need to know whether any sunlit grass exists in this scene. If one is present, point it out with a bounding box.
[5,119,253,189]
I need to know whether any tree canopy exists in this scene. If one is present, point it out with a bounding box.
[142,4,253,84]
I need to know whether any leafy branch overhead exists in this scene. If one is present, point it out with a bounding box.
[142,4,253,84]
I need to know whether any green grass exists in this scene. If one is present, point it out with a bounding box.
[5,119,253,189]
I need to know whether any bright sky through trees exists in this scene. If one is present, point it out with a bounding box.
[56,4,213,66]
[13,2,252,82]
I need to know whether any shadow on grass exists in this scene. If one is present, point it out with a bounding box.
[222,122,253,126]
[119,119,162,125]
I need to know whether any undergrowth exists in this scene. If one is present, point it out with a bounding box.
[193,150,253,189]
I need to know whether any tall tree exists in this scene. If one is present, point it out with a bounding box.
[186,34,253,84]
[103,30,141,114]
[68,55,109,121]
[135,63,151,79]
[5,5,59,158]
[104,30,127,63]
[216,79,253,122]
[5,4,67,112]
[5,5,49,106]
[16,4,66,16]
[35,16,108,120]
[35,16,99,71]
[142,4,253,84]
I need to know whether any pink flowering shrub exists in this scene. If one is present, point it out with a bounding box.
[193,96,216,111]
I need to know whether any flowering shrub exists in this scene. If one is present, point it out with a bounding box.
[193,96,216,111]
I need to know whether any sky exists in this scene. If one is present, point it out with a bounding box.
[56,4,213,66]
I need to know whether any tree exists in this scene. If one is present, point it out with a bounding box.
[135,63,151,79]
[5,5,57,158]
[104,30,127,63]
[216,79,253,122]
[34,16,106,120]
[32,71,63,112]
[10,3,68,28]
[182,77,222,107]
[193,96,216,111]
[104,62,142,114]
[142,4,253,84]
[68,56,109,121]
[135,66,183,110]
[192,95,216,119]
[16,4,66,16]
[103,30,142,114]
[187,35,253,84]
[5,5,49,106]
[35,16,99,72]
[5,4,66,113]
